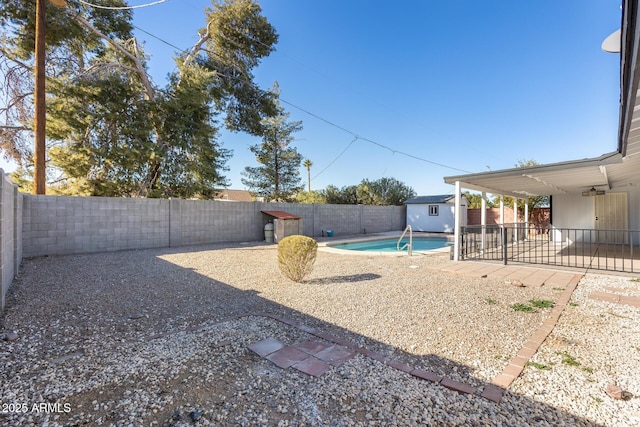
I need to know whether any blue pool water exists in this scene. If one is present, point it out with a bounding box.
[330,237,451,252]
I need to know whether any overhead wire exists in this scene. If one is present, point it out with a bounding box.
[279,98,472,174]
[77,0,170,10]
[311,137,358,180]
[117,21,474,177]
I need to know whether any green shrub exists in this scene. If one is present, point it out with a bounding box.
[529,299,555,309]
[511,303,536,312]
[277,235,318,282]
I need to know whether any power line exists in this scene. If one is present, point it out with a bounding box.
[280,98,472,174]
[78,0,170,10]
[133,24,184,52]
[312,137,358,180]
[130,24,473,176]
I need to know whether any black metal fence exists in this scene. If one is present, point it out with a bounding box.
[460,224,640,273]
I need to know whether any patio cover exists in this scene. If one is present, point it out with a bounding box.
[444,0,640,199]
[443,152,634,198]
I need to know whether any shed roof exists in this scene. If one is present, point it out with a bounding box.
[261,210,301,220]
[405,195,456,204]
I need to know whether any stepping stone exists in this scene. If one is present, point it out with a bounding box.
[313,345,356,367]
[265,346,310,369]
[481,384,505,403]
[248,337,284,357]
[292,356,333,377]
[295,339,333,355]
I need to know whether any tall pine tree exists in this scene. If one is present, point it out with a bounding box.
[242,82,303,202]
[0,0,278,198]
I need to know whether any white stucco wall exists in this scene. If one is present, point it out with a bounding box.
[551,185,640,244]
[407,201,467,233]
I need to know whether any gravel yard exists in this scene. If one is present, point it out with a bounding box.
[1,241,639,426]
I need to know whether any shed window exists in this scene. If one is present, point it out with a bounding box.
[428,205,439,216]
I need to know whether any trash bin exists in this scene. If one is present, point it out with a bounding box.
[326,230,334,237]
[264,222,274,243]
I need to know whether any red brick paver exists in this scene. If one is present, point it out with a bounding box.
[247,337,284,357]
[265,346,309,369]
[295,338,333,355]
[309,344,356,367]
[488,271,583,391]
[481,384,505,403]
[292,357,333,377]
[410,368,443,383]
[589,291,640,308]
[440,377,476,395]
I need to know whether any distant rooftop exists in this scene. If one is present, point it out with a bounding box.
[215,189,254,202]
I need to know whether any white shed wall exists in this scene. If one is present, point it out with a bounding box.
[407,203,466,233]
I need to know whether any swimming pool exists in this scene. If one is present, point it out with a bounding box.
[328,237,452,253]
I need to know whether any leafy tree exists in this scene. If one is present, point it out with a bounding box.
[357,177,415,206]
[321,184,359,204]
[1,0,278,197]
[241,82,303,201]
[294,190,325,204]
[464,191,497,209]
[0,0,134,183]
[320,178,415,205]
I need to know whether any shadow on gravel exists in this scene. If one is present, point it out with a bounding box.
[0,242,604,426]
[304,273,381,285]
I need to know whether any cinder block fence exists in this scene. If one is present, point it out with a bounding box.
[23,197,405,257]
[1,177,406,312]
[0,173,22,314]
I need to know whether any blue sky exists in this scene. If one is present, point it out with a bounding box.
[8,0,624,196]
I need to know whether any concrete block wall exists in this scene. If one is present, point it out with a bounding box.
[20,196,406,258]
[173,200,263,246]
[0,172,23,314]
[23,196,170,257]
[313,204,363,236]
[262,202,406,237]
[363,205,406,233]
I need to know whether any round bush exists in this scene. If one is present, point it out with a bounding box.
[277,235,318,282]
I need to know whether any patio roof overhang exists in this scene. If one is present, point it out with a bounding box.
[443,152,631,198]
[444,0,640,199]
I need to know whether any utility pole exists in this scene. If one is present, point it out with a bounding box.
[33,0,46,194]
[33,0,66,195]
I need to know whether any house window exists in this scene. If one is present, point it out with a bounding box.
[428,205,439,216]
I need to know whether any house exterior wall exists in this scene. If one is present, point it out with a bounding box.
[550,185,640,244]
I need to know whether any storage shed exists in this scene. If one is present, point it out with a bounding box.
[405,195,467,233]
[261,210,303,243]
